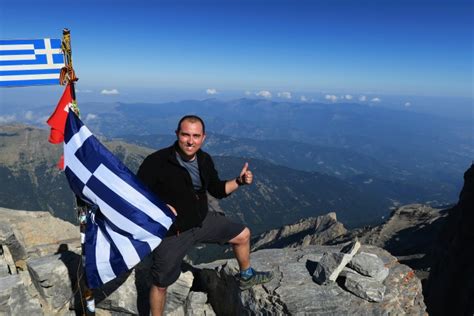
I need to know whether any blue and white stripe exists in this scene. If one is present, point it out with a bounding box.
[63,111,175,288]
[0,38,64,87]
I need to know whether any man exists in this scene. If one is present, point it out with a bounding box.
[137,115,273,315]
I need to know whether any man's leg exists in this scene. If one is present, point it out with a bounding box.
[150,285,167,316]
[229,227,251,270]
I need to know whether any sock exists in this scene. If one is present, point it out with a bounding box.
[240,267,254,280]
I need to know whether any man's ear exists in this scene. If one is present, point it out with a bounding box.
[202,133,207,142]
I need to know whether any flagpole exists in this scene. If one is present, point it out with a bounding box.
[60,28,95,314]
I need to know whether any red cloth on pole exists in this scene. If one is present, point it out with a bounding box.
[47,84,72,144]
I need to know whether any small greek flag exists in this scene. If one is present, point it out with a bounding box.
[63,110,175,288]
[0,38,64,87]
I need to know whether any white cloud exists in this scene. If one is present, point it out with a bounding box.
[101,89,119,95]
[206,88,218,95]
[300,95,308,102]
[371,97,381,102]
[256,90,272,99]
[405,102,411,107]
[344,94,353,100]
[24,111,34,120]
[0,115,16,123]
[359,95,367,101]
[325,94,338,102]
[277,91,292,99]
[244,90,251,96]
[86,113,98,121]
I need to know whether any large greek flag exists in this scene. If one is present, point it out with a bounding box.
[63,110,175,288]
[0,38,64,87]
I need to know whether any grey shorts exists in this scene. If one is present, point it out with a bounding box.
[151,212,246,287]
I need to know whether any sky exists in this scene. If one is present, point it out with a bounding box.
[0,0,472,108]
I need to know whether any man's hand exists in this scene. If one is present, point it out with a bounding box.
[166,204,177,216]
[238,162,253,185]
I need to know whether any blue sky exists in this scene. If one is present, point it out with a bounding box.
[0,0,472,106]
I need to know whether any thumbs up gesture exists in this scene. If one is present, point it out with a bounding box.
[237,162,253,185]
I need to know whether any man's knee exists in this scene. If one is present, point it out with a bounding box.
[151,284,168,295]
[230,227,251,245]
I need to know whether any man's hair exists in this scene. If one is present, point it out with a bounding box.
[176,115,206,134]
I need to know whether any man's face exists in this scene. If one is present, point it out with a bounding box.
[176,120,206,160]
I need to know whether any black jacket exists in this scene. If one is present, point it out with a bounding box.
[137,142,229,234]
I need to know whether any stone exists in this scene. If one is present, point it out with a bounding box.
[348,252,389,282]
[164,271,194,315]
[312,240,361,284]
[27,251,80,311]
[194,245,426,315]
[0,274,43,314]
[0,207,81,261]
[343,271,386,302]
[185,291,216,316]
[2,245,17,275]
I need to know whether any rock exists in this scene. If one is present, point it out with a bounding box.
[2,245,16,275]
[313,240,361,284]
[95,270,141,315]
[348,252,389,281]
[425,164,474,315]
[252,212,347,251]
[0,207,81,261]
[27,251,80,312]
[194,245,426,315]
[185,291,216,316]
[343,271,386,302]
[164,271,194,316]
[0,274,43,314]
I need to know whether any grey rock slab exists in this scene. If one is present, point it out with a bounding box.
[96,270,141,315]
[27,251,80,311]
[343,271,386,302]
[312,240,361,285]
[164,271,194,316]
[195,244,426,315]
[0,274,43,315]
[348,251,389,281]
[185,291,216,316]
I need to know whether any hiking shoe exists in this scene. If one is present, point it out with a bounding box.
[238,269,274,290]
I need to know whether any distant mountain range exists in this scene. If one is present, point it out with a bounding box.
[1,125,407,234]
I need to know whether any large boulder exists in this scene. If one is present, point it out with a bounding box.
[194,244,426,315]
[0,274,43,314]
[0,207,81,262]
[425,164,474,315]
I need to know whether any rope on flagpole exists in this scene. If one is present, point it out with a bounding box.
[59,28,95,314]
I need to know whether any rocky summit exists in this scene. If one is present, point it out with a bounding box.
[0,206,426,315]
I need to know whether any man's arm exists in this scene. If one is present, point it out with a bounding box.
[225,162,253,195]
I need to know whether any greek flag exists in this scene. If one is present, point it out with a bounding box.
[0,38,64,87]
[63,110,175,288]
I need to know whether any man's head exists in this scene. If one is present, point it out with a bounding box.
[175,115,206,160]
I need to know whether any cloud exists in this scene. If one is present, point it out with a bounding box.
[404,102,411,107]
[24,111,34,120]
[359,95,367,101]
[371,97,381,102]
[277,91,292,99]
[300,95,308,102]
[206,88,218,95]
[325,94,338,102]
[244,90,252,96]
[256,90,272,99]
[86,113,98,121]
[0,115,16,123]
[344,94,353,100]
[101,89,119,95]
